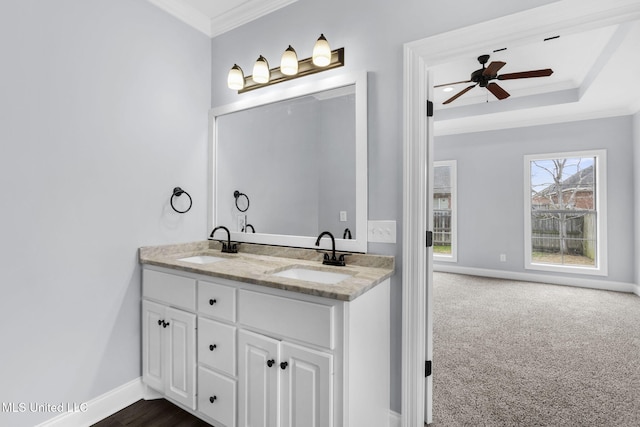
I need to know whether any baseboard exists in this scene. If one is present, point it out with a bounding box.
[34,377,144,427]
[434,264,638,294]
[389,409,401,426]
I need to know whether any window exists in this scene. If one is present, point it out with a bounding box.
[433,160,457,262]
[524,150,607,275]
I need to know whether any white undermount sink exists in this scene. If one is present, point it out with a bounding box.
[271,267,352,285]
[177,255,226,264]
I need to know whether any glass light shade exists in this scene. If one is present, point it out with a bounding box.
[280,45,299,76]
[312,34,331,67]
[227,64,245,90]
[252,56,270,84]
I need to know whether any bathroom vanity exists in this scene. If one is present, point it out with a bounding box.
[139,241,394,427]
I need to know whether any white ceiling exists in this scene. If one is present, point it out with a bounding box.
[432,19,640,135]
[148,1,640,135]
[148,0,297,38]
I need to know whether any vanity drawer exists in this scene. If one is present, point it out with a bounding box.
[198,281,236,322]
[143,269,196,311]
[198,317,236,376]
[198,366,236,427]
[238,290,334,349]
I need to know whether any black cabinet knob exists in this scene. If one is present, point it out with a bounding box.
[209,344,217,351]
[280,361,288,370]
[157,319,162,326]
[209,396,217,403]
[267,359,275,367]
[209,299,217,305]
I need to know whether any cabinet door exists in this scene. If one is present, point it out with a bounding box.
[238,330,279,427]
[165,306,197,410]
[280,342,333,427]
[142,300,164,392]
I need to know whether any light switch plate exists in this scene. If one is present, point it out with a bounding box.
[368,220,396,243]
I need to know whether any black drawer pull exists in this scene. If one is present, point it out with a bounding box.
[209,396,217,403]
[209,344,217,351]
[280,361,288,370]
[209,299,217,305]
[267,359,275,367]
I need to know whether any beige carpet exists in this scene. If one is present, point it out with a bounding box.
[432,272,640,426]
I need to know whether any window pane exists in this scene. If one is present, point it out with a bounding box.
[434,164,452,256]
[529,155,597,268]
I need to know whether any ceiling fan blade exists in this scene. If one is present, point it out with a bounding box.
[498,68,554,80]
[443,84,476,104]
[434,80,472,88]
[483,61,506,77]
[486,82,510,100]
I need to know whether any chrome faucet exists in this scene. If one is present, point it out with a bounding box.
[209,226,238,253]
[315,231,347,266]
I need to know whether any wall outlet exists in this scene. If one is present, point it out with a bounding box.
[368,220,396,243]
[500,254,507,262]
[339,211,348,222]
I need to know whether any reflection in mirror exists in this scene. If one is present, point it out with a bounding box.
[210,72,367,252]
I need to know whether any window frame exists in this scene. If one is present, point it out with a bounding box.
[433,160,457,263]
[523,149,607,276]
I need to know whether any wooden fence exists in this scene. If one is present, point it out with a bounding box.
[531,210,596,256]
[434,209,451,247]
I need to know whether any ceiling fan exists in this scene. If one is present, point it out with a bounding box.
[436,54,554,104]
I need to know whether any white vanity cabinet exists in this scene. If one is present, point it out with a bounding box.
[141,265,391,427]
[141,270,197,410]
[238,325,333,427]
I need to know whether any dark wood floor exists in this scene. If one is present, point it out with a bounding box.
[91,399,212,427]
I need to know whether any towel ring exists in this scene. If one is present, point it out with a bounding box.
[234,190,250,212]
[171,187,192,214]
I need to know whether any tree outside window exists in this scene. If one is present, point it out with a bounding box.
[525,150,607,275]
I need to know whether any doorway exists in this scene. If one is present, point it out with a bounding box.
[401,1,640,425]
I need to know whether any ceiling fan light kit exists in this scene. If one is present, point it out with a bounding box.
[437,54,553,104]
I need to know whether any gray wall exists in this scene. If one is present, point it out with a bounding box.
[210,0,560,413]
[0,1,210,426]
[634,112,640,287]
[434,116,636,284]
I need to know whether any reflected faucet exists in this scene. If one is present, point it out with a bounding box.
[343,228,352,239]
[209,226,238,253]
[242,224,255,233]
[315,231,347,266]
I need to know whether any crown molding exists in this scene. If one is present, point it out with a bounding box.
[148,0,298,38]
[210,0,297,37]
[148,0,212,36]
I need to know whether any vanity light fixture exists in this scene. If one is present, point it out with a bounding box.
[280,45,299,76]
[227,64,245,90]
[312,34,332,67]
[226,34,345,93]
[252,55,270,84]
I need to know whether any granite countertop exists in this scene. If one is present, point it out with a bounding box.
[138,241,394,301]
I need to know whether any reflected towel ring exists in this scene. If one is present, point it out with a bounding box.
[171,187,192,213]
[234,190,250,212]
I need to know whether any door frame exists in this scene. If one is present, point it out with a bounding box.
[401,0,640,425]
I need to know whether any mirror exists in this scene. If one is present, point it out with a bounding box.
[209,72,368,253]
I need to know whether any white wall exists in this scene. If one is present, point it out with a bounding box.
[209,0,560,412]
[0,1,210,426]
[434,116,636,285]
